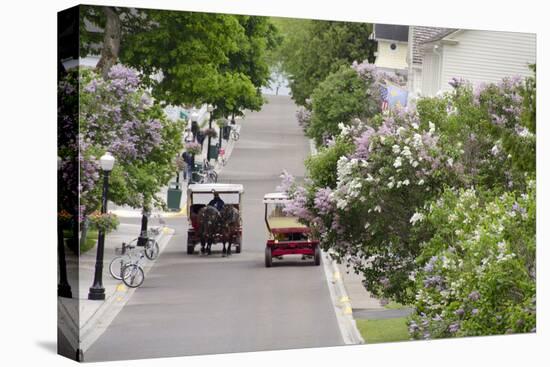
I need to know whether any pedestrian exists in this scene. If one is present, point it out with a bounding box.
[191,120,199,141]
[183,127,193,143]
[182,151,194,182]
[196,130,206,149]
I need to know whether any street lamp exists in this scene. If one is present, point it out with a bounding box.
[207,104,214,161]
[58,156,72,298]
[88,152,115,300]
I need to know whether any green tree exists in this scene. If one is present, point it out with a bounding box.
[274,18,375,105]
[307,65,374,145]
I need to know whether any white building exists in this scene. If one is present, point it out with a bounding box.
[408,27,536,97]
[372,24,409,77]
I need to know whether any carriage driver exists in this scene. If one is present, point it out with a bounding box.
[208,190,225,212]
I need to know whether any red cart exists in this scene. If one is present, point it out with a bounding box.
[263,192,321,267]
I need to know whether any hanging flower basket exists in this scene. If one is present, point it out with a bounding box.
[88,211,120,234]
[185,141,202,155]
[203,127,218,139]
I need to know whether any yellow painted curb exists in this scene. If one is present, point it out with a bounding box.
[116,284,126,292]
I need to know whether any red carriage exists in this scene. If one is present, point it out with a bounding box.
[263,192,321,267]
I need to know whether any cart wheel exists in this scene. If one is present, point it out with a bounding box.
[187,244,195,255]
[314,246,321,266]
[265,247,273,267]
[235,239,242,254]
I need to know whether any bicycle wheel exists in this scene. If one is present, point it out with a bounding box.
[145,239,160,260]
[109,256,129,280]
[122,264,145,288]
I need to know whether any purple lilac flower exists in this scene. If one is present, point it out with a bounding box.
[449,323,460,333]
[314,188,334,215]
[468,290,481,301]
[454,308,465,317]
[471,308,479,315]
[353,127,376,159]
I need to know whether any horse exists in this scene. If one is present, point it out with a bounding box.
[219,205,241,257]
[197,205,221,255]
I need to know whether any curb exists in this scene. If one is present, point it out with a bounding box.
[321,251,365,345]
[74,226,175,355]
[309,139,364,345]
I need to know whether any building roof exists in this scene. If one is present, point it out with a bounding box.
[374,24,409,42]
[411,26,456,64]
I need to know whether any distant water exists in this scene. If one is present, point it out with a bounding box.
[261,72,291,96]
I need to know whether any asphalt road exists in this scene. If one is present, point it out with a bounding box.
[85,95,344,362]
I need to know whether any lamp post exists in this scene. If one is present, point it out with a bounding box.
[88,152,115,300]
[206,104,214,161]
[57,156,72,298]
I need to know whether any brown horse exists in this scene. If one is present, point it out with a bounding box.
[197,205,221,255]
[219,205,241,257]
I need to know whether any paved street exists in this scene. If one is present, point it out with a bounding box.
[84,95,344,362]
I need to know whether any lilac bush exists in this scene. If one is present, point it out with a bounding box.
[76,65,183,219]
[409,182,536,339]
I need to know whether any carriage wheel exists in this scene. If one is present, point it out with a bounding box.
[314,246,321,266]
[235,237,242,253]
[265,247,273,267]
[187,243,195,255]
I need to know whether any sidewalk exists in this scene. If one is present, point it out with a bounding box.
[58,222,175,354]
[59,119,244,354]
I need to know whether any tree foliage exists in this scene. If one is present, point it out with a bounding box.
[274,18,375,105]
[80,6,279,118]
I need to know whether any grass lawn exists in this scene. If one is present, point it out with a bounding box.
[356,317,410,344]
[384,301,408,309]
[63,229,98,254]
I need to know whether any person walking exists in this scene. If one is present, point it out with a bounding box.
[182,151,194,182]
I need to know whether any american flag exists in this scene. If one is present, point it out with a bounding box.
[379,85,389,110]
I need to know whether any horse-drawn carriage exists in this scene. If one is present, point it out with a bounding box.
[263,192,321,267]
[186,183,243,256]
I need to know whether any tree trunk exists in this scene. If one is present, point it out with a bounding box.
[96,6,121,78]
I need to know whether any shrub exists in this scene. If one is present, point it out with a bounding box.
[409,182,535,339]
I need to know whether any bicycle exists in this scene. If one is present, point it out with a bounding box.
[109,229,161,280]
[200,160,218,183]
[109,242,140,280]
[121,252,146,288]
[230,126,240,141]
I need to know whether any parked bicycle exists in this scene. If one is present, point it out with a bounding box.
[108,227,161,280]
[121,251,146,288]
[230,126,240,141]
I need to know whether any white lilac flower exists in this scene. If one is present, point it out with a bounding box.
[392,145,400,154]
[387,181,394,189]
[412,160,419,168]
[396,127,405,136]
[403,179,410,186]
[374,205,382,213]
[447,157,454,167]
[393,157,402,168]
[412,122,419,130]
[418,179,424,185]
[491,145,500,156]
[410,212,424,225]
[429,121,435,133]
[413,133,423,148]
